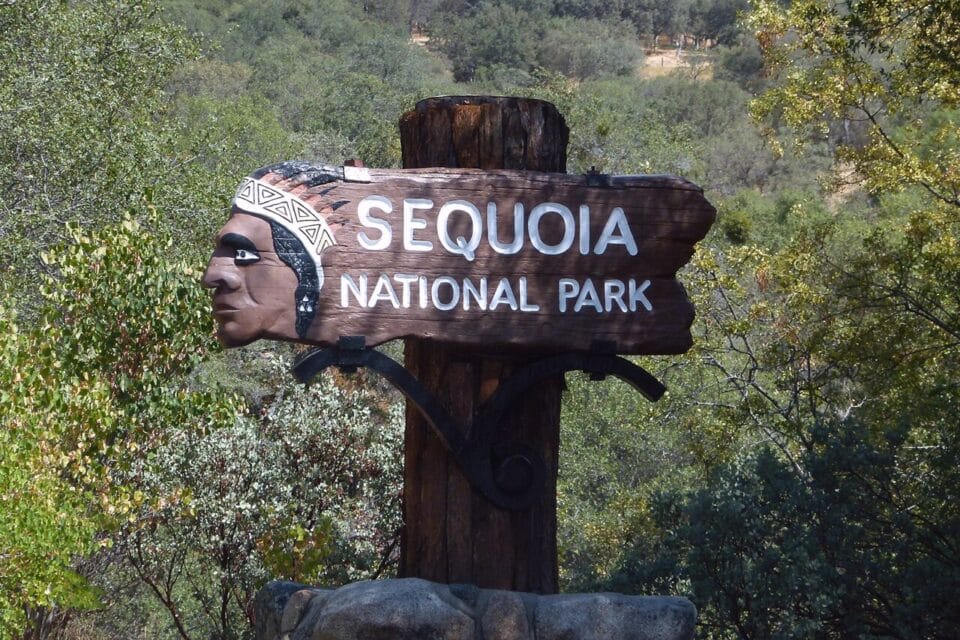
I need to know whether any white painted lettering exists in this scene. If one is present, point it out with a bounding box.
[418,276,429,309]
[356,195,393,250]
[463,277,488,310]
[529,203,575,255]
[438,200,482,261]
[558,278,579,313]
[488,202,524,255]
[574,279,603,312]
[394,273,418,308]
[489,278,519,311]
[629,279,653,311]
[519,277,540,312]
[579,204,590,255]
[340,274,367,307]
[604,279,627,312]
[432,276,460,311]
[403,198,433,252]
[594,208,638,255]
[370,274,400,308]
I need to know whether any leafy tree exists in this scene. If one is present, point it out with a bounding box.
[296,64,418,167]
[0,215,237,638]
[687,0,747,45]
[551,0,626,20]
[742,0,960,432]
[638,77,748,140]
[570,177,959,632]
[163,0,439,168]
[163,86,299,237]
[536,18,642,80]
[625,0,691,46]
[619,418,960,639]
[552,4,960,614]
[410,0,443,27]
[529,73,699,175]
[362,0,413,26]
[559,364,739,591]
[0,308,101,635]
[748,0,960,207]
[0,0,296,307]
[0,0,196,300]
[428,1,543,81]
[0,209,403,640]
[714,39,766,92]
[119,365,403,640]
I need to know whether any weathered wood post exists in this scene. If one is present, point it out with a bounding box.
[398,96,569,593]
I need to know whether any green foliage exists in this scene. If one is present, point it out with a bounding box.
[297,63,418,167]
[717,204,752,244]
[0,306,101,635]
[0,215,236,637]
[625,0,691,42]
[535,18,642,80]
[259,368,404,585]
[164,0,440,168]
[559,365,738,590]
[563,187,960,633]
[574,163,959,632]
[0,0,196,296]
[361,0,412,26]
[688,0,747,45]
[627,76,834,195]
[639,77,748,139]
[44,220,213,392]
[551,0,625,21]
[714,40,765,92]
[1,211,401,638]
[164,86,299,240]
[748,0,960,206]
[429,2,542,81]
[121,363,403,639]
[623,419,960,638]
[530,73,699,175]
[219,0,400,60]
[425,0,747,47]
[713,188,835,246]
[0,0,301,304]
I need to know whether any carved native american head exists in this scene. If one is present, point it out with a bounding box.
[202,162,340,347]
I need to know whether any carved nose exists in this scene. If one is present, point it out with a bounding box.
[201,258,240,290]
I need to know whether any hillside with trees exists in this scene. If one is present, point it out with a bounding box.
[1,0,957,638]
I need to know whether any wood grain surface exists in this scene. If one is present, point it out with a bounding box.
[261,167,715,355]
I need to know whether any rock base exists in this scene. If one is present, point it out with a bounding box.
[255,578,695,640]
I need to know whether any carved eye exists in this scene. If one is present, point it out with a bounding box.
[234,248,261,265]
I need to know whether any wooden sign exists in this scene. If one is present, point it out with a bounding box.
[202,161,715,354]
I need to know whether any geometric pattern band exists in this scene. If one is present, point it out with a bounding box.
[233,177,337,263]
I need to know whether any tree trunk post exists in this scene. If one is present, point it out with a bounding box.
[398,96,569,593]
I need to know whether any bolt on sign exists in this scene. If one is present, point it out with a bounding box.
[202,161,716,354]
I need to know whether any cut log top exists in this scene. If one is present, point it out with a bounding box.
[350,166,706,193]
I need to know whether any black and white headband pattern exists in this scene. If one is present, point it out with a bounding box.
[233,177,337,263]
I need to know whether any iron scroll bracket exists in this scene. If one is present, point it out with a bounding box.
[292,337,666,511]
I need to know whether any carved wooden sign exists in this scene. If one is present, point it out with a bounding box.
[202,161,715,354]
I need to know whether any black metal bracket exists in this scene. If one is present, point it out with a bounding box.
[585,166,612,187]
[292,337,666,511]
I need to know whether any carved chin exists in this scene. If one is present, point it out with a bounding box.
[215,323,257,348]
[213,306,296,348]
[212,313,263,348]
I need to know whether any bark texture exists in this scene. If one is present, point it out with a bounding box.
[399,96,569,593]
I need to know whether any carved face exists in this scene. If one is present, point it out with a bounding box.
[202,211,299,347]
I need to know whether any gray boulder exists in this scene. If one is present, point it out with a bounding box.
[255,578,695,640]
